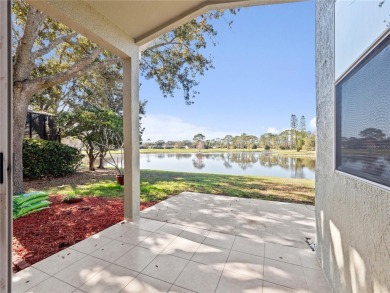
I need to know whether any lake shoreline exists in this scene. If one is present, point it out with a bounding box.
[136,148,315,157]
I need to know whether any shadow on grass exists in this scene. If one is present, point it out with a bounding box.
[27,169,315,205]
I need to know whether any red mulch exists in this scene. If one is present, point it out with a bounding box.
[12,195,157,272]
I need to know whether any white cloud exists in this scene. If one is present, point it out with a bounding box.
[142,114,236,141]
[267,128,279,134]
[309,117,316,130]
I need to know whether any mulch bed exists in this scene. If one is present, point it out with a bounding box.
[12,195,157,272]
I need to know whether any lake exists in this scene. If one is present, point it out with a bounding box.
[133,152,315,179]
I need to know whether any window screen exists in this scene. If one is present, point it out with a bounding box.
[336,33,390,187]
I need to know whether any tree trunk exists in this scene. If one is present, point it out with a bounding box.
[89,159,96,171]
[13,86,30,194]
[97,153,105,169]
[88,152,96,171]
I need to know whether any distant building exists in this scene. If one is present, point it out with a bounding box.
[25,110,60,142]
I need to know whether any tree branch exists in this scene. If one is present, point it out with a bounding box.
[30,49,121,94]
[13,6,45,82]
[33,32,78,59]
[142,35,179,53]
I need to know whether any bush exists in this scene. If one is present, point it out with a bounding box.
[264,145,271,150]
[23,139,83,179]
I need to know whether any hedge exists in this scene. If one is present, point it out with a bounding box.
[23,139,83,179]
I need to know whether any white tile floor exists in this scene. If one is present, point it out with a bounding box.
[13,192,332,293]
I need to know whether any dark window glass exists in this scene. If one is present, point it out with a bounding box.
[336,34,390,187]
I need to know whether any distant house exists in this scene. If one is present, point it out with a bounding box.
[25,110,60,142]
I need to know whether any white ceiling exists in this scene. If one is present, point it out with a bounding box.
[28,0,298,55]
[85,0,297,44]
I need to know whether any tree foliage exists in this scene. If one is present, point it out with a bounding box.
[141,10,236,104]
[59,107,123,171]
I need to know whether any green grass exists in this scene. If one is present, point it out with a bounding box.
[267,149,316,157]
[37,170,315,205]
[44,180,124,198]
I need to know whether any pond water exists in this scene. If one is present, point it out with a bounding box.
[103,152,316,179]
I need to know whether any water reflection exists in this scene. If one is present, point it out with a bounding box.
[137,152,316,179]
[192,153,205,169]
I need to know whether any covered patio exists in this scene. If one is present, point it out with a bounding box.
[3,0,389,292]
[12,192,331,293]
[0,0,310,291]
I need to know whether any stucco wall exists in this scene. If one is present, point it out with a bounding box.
[315,1,390,292]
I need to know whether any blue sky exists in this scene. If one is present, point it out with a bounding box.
[140,1,315,142]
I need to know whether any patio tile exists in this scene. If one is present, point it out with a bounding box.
[26,277,76,293]
[90,240,135,262]
[263,258,308,291]
[298,250,321,270]
[98,222,129,239]
[79,264,138,293]
[260,230,308,250]
[138,232,177,253]
[203,231,236,249]
[133,218,166,232]
[232,236,265,257]
[32,248,87,275]
[174,261,223,293]
[115,246,157,272]
[263,281,307,293]
[158,223,187,236]
[54,255,110,288]
[167,285,194,293]
[142,255,188,283]
[265,243,302,266]
[117,228,152,245]
[224,250,264,279]
[178,226,210,243]
[12,267,50,293]
[191,244,230,266]
[14,193,328,293]
[215,269,263,293]
[122,274,171,293]
[161,237,201,260]
[70,234,112,254]
[304,267,332,293]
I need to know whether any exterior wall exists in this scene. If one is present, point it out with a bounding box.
[315,1,390,293]
[0,1,13,292]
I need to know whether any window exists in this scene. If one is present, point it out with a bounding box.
[336,33,390,187]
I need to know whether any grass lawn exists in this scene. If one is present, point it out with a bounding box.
[27,169,315,205]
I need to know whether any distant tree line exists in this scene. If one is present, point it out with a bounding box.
[259,115,315,152]
[142,133,260,150]
[142,114,316,152]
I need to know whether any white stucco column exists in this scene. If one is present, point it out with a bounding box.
[123,55,140,220]
[0,1,13,292]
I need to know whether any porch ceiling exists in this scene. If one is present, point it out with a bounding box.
[28,0,298,56]
[82,0,297,45]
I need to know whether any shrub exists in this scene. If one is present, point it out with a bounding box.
[264,145,271,150]
[23,139,83,179]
